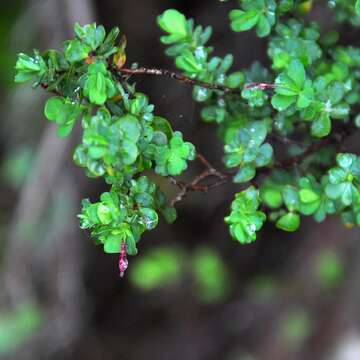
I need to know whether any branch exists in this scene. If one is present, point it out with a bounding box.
[279,123,356,168]
[41,83,61,96]
[169,153,229,206]
[278,137,333,168]
[116,66,275,94]
[169,125,357,204]
[39,63,357,205]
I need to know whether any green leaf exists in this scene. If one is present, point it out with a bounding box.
[271,94,295,111]
[139,208,159,230]
[261,187,283,208]
[44,97,82,137]
[157,9,188,42]
[299,189,320,204]
[229,10,259,32]
[119,115,141,141]
[325,183,346,200]
[161,207,177,224]
[155,131,195,176]
[225,71,245,88]
[276,213,300,232]
[97,204,112,225]
[57,123,75,138]
[300,200,321,216]
[74,23,106,50]
[98,27,120,55]
[83,62,116,105]
[64,39,90,62]
[126,235,138,255]
[104,234,122,254]
[279,0,294,12]
[275,74,299,96]
[256,143,273,167]
[44,97,64,121]
[15,53,42,72]
[297,90,312,109]
[311,113,331,138]
[256,15,271,37]
[272,60,313,111]
[15,52,47,83]
[234,165,256,183]
[356,0,360,15]
[282,185,300,212]
[288,59,306,88]
[175,50,203,73]
[153,116,173,140]
[328,167,346,184]
[225,186,266,244]
[337,153,355,169]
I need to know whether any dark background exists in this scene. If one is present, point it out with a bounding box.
[0,1,360,359]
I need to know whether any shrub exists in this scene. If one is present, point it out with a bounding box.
[14,2,360,276]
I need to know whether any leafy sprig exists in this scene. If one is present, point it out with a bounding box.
[14,5,360,275]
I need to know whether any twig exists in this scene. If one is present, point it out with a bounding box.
[41,83,62,96]
[244,83,276,90]
[169,124,358,205]
[116,66,275,95]
[278,137,333,168]
[170,153,230,206]
[196,153,227,180]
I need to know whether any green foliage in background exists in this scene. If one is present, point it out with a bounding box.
[0,303,41,355]
[192,247,230,303]
[129,247,183,290]
[1,145,33,188]
[14,1,360,274]
[280,308,312,349]
[129,245,230,303]
[315,249,344,289]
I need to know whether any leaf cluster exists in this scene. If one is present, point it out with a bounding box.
[15,2,360,259]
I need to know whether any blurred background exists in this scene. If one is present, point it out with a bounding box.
[0,0,360,359]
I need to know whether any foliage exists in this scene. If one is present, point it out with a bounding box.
[315,250,343,289]
[1,145,33,188]
[225,186,266,243]
[192,247,230,303]
[0,303,41,355]
[14,2,360,276]
[129,247,183,290]
[129,245,230,303]
[280,309,312,349]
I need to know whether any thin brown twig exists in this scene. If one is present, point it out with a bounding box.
[278,137,333,168]
[40,83,62,96]
[169,124,358,204]
[170,153,230,206]
[116,67,275,95]
[196,153,227,180]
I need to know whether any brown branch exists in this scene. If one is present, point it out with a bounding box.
[116,66,275,95]
[278,137,333,168]
[170,153,229,206]
[40,83,62,96]
[278,122,356,169]
[244,83,276,90]
[42,61,275,98]
[117,67,238,93]
[169,124,358,204]
[196,153,227,180]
